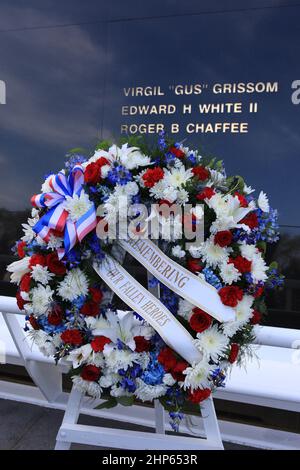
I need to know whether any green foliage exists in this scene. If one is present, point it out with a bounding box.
[226,175,245,194]
[66,147,88,155]
[95,398,118,410]
[95,140,112,151]
[117,395,135,406]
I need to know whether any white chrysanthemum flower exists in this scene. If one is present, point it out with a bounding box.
[178,298,194,320]
[258,191,269,213]
[219,261,241,285]
[31,265,54,285]
[236,295,254,323]
[163,373,177,386]
[188,245,202,258]
[135,378,167,402]
[148,179,166,199]
[27,330,56,356]
[21,222,36,242]
[72,375,102,399]
[110,385,133,398]
[64,190,93,222]
[103,345,138,371]
[47,234,63,249]
[172,245,186,258]
[7,256,30,284]
[244,184,255,195]
[164,166,193,189]
[177,188,189,205]
[99,371,120,388]
[223,295,254,337]
[31,284,53,315]
[194,325,229,362]
[251,254,268,282]
[239,243,259,261]
[57,268,89,301]
[222,321,241,338]
[123,181,139,196]
[162,186,178,203]
[198,239,230,268]
[182,359,212,391]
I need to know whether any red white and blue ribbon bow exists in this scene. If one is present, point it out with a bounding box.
[31,164,97,259]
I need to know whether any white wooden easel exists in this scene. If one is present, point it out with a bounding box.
[55,273,224,450]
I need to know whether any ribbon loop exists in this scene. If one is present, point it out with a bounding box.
[31,165,96,258]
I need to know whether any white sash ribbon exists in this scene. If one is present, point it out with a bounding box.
[119,237,236,323]
[93,256,203,365]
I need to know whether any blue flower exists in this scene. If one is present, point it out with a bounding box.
[202,267,223,290]
[107,164,132,185]
[141,354,165,385]
[65,154,87,171]
[120,377,136,393]
[158,130,167,150]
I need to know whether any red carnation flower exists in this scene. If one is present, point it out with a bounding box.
[187,258,202,273]
[192,165,210,181]
[214,230,233,247]
[97,156,109,168]
[80,301,99,317]
[189,308,212,333]
[241,212,259,229]
[171,361,188,381]
[169,146,185,158]
[29,254,46,268]
[188,388,211,404]
[196,187,215,201]
[254,286,264,298]
[46,252,66,275]
[89,287,103,304]
[134,336,151,353]
[91,335,111,352]
[250,309,262,325]
[81,364,101,382]
[48,304,64,326]
[61,329,83,346]
[16,291,27,310]
[219,285,243,307]
[228,343,239,364]
[230,255,252,273]
[28,315,40,330]
[234,192,248,208]
[84,162,103,185]
[20,273,31,292]
[142,167,164,188]
[157,347,177,372]
[17,241,27,258]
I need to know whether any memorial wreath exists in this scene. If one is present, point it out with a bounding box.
[8,133,283,430]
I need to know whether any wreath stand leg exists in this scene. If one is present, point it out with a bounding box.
[54,274,224,450]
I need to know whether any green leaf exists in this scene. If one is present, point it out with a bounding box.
[257,241,267,255]
[269,261,278,270]
[95,140,112,151]
[67,147,88,155]
[117,396,134,407]
[95,398,117,410]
